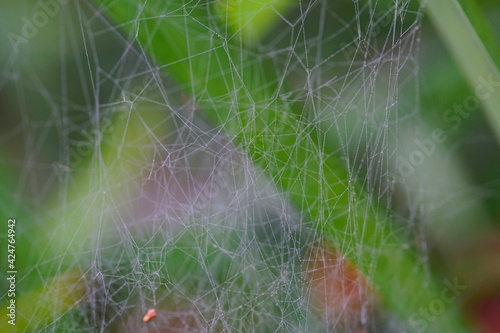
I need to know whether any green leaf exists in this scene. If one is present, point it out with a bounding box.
[214,0,297,41]
[19,0,470,330]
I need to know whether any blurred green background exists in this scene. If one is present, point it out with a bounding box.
[1,0,500,332]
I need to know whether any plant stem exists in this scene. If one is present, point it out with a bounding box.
[424,0,500,144]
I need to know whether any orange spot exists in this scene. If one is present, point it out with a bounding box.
[304,240,375,329]
[143,308,157,323]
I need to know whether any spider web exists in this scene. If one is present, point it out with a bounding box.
[0,0,466,332]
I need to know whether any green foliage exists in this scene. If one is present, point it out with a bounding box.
[86,0,472,330]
